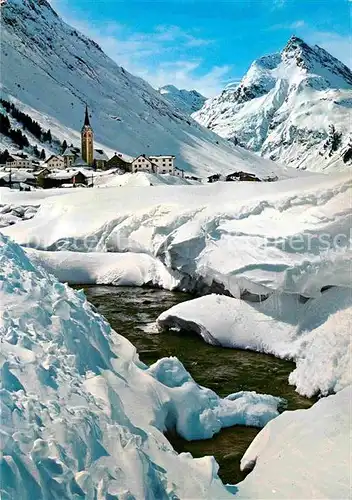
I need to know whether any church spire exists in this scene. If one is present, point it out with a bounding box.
[84,104,91,127]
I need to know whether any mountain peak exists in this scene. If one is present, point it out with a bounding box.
[281,35,352,84]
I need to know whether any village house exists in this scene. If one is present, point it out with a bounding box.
[6,153,33,169]
[149,155,175,174]
[43,169,89,189]
[131,154,158,174]
[45,154,64,169]
[105,152,132,172]
[0,170,36,189]
[93,149,108,169]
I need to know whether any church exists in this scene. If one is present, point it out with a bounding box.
[61,105,108,169]
[81,105,94,166]
[60,105,183,176]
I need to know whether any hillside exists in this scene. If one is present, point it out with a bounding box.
[193,36,352,172]
[0,0,296,179]
[158,84,206,114]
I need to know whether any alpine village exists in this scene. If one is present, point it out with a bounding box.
[0,105,187,190]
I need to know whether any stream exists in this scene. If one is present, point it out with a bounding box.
[80,285,314,485]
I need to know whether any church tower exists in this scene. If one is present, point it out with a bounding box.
[81,105,94,166]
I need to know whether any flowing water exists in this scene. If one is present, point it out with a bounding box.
[81,285,314,485]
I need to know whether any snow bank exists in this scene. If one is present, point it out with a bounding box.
[0,233,284,498]
[236,387,352,499]
[25,248,180,289]
[94,171,197,188]
[2,172,350,298]
[157,289,352,397]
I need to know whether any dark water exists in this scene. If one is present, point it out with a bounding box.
[80,285,314,485]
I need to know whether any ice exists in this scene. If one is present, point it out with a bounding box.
[157,287,352,398]
[236,387,352,499]
[0,233,284,499]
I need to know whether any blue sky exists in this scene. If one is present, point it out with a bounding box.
[51,0,351,96]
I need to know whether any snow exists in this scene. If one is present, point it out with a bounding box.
[2,171,349,300]
[236,387,352,499]
[93,171,198,187]
[157,287,352,397]
[25,248,181,289]
[0,233,284,499]
[158,84,206,115]
[193,36,352,172]
[0,0,296,180]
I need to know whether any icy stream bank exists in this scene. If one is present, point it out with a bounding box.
[81,285,313,484]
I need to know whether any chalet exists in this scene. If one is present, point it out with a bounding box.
[225,171,261,182]
[45,154,64,170]
[0,170,36,189]
[93,149,108,169]
[149,155,175,175]
[131,154,158,174]
[43,169,88,189]
[105,152,132,172]
[6,154,33,169]
[174,167,185,178]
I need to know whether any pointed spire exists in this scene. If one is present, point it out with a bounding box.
[84,104,90,126]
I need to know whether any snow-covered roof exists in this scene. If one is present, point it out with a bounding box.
[94,149,108,161]
[0,171,35,182]
[48,169,88,180]
[45,155,64,163]
[149,155,176,159]
[108,153,131,164]
[72,156,88,167]
[62,147,79,157]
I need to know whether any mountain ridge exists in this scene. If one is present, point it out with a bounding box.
[193,35,352,172]
[158,85,206,114]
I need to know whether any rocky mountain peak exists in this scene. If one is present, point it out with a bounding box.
[193,37,352,172]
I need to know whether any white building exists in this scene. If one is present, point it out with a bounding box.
[131,155,157,174]
[174,167,184,178]
[45,154,64,170]
[6,154,33,169]
[149,155,175,174]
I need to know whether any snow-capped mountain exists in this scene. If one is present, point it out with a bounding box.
[158,84,206,114]
[193,36,352,172]
[0,0,295,179]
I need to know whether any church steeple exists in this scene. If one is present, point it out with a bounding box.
[84,104,90,127]
[81,105,94,167]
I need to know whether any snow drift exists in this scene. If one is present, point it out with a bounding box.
[0,233,285,499]
[236,387,352,499]
[2,172,350,299]
[157,288,352,397]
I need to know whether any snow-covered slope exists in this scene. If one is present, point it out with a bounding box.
[237,387,351,499]
[193,36,352,172]
[0,0,292,179]
[158,85,206,115]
